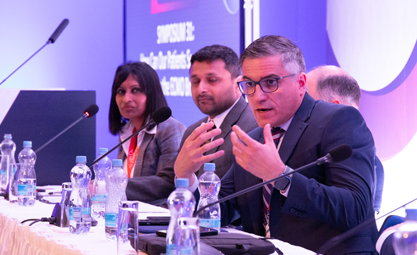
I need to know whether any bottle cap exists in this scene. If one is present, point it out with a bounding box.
[62,182,72,189]
[203,163,215,171]
[23,141,32,148]
[98,148,109,155]
[76,156,87,163]
[4,134,12,139]
[112,159,123,167]
[176,178,189,188]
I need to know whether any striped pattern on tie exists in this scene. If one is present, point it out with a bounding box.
[203,119,216,145]
[262,127,284,237]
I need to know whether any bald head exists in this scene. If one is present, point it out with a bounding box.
[307,65,361,109]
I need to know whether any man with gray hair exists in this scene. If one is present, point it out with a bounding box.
[307,65,361,108]
[306,65,384,215]
[193,35,378,253]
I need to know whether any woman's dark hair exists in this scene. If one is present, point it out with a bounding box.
[109,62,168,135]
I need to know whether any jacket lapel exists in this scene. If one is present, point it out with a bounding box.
[133,132,153,177]
[206,97,248,155]
[243,127,265,234]
[279,94,315,164]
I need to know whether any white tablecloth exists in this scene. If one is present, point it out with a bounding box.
[0,194,314,255]
[0,196,170,255]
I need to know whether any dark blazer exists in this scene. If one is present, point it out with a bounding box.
[180,96,258,178]
[123,117,186,203]
[220,93,378,254]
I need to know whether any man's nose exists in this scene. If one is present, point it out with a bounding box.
[197,80,209,94]
[251,83,267,102]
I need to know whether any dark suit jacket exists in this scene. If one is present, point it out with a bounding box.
[220,93,378,254]
[123,117,185,203]
[180,96,258,178]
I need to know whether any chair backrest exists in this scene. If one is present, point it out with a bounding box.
[379,215,404,236]
[374,156,384,213]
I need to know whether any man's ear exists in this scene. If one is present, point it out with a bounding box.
[233,75,243,95]
[330,98,341,104]
[298,73,307,95]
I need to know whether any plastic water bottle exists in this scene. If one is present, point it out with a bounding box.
[196,163,221,231]
[1,134,18,202]
[166,178,196,254]
[17,141,37,206]
[69,156,92,234]
[393,209,417,254]
[92,148,111,220]
[105,159,128,241]
[0,134,16,192]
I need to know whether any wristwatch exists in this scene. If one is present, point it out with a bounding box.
[274,166,293,190]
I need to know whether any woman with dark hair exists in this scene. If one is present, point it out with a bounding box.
[109,62,185,203]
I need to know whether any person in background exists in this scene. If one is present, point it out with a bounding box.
[109,62,185,204]
[306,65,359,107]
[306,65,384,214]
[174,45,257,182]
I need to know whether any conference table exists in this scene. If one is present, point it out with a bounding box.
[0,186,314,255]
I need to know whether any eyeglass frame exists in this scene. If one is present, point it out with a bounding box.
[237,74,296,95]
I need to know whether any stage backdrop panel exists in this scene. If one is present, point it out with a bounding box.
[0,90,96,186]
[125,0,241,127]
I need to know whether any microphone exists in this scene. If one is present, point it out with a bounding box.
[48,19,69,44]
[1,104,98,199]
[316,144,352,165]
[88,106,172,168]
[83,104,99,118]
[35,104,99,154]
[193,144,353,217]
[0,19,69,86]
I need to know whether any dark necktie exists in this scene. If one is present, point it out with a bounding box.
[262,127,284,237]
[203,119,216,145]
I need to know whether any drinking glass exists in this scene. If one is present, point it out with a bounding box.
[8,163,21,203]
[176,217,200,255]
[0,155,9,192]
[117,201,139,255]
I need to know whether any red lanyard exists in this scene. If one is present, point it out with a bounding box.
[126,127,139,178]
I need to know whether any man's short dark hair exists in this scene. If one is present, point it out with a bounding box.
[239,35,305,74]
[190,45,240,78]
[318,75,361,107]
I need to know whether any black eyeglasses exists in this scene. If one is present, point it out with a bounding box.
[237,74,295,95]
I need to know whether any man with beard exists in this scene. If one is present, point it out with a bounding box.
[174,45,257,183]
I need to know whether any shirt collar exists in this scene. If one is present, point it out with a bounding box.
[119,119,157,141]
[275,116,293,132]
[208,97,240,128]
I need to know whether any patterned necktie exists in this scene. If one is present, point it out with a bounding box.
[203,119,216,145]
[262,127,284,237]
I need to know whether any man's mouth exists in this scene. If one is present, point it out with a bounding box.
[257,108,272,112]
[197,96,213,102]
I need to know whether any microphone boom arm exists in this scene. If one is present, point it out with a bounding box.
[0,43,48,86]
[194,160,317,217]
[35,115,84,154]
[88,120,155,168]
